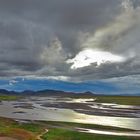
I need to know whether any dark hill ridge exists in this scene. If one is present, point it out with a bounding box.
[0,89,17,95]
[0,89,94,97]
[0,89,139,96]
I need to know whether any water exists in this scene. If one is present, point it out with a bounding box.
[0,96,139,130]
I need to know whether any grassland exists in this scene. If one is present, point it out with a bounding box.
[0,95,20,101]
[0,117,139,140]
[40,121,134,131]
[0,117,43,140]
[42,128,139,140]
[0,93,140,105]
[67,94,140,106]
[95,95,140,105]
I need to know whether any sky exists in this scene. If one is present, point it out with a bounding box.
[0,0,140,95]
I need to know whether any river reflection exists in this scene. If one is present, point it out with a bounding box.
[0,96,139,130]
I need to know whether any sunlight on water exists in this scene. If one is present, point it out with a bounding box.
[0,97,139,130]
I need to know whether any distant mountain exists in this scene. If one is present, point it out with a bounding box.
[0,89,94,97]
[0,89,17,95]
[21,89,94,97]
[0,89,139,96]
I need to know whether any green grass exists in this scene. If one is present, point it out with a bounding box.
[0,95,20,101]
[0,118,43,134]
[0,117,17,134]
[67,94,140,105]
[0,117,139,140]
[95,95,140,105]
[42,128,139,140]
[0,117,40,139]
[15,123,43,134]
[40,121,134,131]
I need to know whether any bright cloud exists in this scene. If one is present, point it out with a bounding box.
[67,49,126,69]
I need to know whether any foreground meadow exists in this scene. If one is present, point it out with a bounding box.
[0,117,139,140]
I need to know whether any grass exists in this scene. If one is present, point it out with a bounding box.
[95,95,140,105]
[0,94,139,105]
[0,117,42,140]
[40,121,134,131]
[16,123,44,134]
[67,94,140,105]
[0,95,20,101]
[0,117,139,140]
[42,128,139,140]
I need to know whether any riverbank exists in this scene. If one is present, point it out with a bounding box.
[0,117,140,140]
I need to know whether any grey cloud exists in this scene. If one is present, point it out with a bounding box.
[0,0,140,81]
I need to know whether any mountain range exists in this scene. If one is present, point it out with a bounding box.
[0,89,94,97]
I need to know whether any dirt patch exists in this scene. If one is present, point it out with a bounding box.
[10,128,36,140]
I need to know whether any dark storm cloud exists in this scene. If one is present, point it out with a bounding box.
[0,0,140,81]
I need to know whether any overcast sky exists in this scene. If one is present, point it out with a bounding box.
[0,0,140,94]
